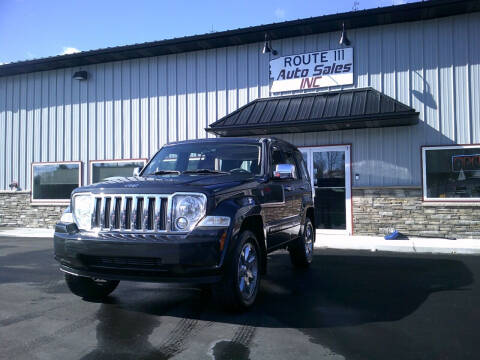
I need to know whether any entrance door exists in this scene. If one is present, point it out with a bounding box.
[300,145,352,235]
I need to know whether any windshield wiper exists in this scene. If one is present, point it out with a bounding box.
[182,169,228,175]
[147,170,181,175]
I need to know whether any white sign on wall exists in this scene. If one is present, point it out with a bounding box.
[269,48,353,93]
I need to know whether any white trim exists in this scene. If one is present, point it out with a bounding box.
[89,158,147,184]
[31,161,82,204]
[422,145,480,202]
[300,145,352,235]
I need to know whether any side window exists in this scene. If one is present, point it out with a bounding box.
[284,152,299,179]
[271,146,299,179]
[294,151,309,181]
[271,146,286,172]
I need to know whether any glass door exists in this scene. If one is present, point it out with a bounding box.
[301,145,352,235]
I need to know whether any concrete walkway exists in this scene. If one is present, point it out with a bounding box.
[1,227,479,255]
[315,234,480,255]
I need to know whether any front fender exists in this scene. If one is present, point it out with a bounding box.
[209,196,264,268]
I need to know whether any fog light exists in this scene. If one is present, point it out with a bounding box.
[176,217,188,230]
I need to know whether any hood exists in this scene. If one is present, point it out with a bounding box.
[74,173,262,196]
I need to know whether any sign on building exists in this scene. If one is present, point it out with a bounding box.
[269,48,354,93]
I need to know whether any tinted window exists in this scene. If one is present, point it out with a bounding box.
[91,160,146,183]
[271,147,298,179]
[424,147,480,199]
[32,163,80,201]
[143,143,262,175]
[294,151,309,181]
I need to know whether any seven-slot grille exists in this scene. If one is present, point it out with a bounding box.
[92,195,169,231]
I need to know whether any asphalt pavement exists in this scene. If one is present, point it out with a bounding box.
[1,236,479,360]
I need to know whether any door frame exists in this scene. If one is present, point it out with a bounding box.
[299,144,353,236]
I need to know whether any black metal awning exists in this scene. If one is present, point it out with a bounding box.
[206,88,419,137]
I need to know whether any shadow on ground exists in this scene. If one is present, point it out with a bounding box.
[78,252,473,360]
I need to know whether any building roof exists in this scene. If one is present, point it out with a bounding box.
[206,88,419,137]
[1,0,479,77]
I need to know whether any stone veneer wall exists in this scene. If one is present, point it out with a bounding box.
[353,187,480,239]
[0,191,66,228]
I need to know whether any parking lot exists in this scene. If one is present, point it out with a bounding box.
[1,236,479,360]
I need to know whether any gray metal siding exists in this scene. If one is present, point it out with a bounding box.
[0,13,479,190]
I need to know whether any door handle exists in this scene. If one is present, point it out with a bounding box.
[284,185,293,192]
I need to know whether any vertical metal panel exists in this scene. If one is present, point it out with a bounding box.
[0,13,479,191]
[187,52,197,140]
[139,58,150,157]
[113,62,122,159]
[167,54,177,143]
[5,78,13,187]
[96,64,105,160]
[56,69,65,161]
[48,71,56,161]
[206,49,217,135]
[80,70,88,185]
[33,73,42,163]
[121,61,132,158]
[148,57,159,153]
[12,74,20,185]
[196,51,207,140]
[176,53,187,141]
[453,16,470,144]
[64,68,72,161]
[438,17,455,142]
[19,74,27,188]
[25,73,34,189]
[88,65,97,163]
[470,13,480,143]
[158,56,168,146]
[0,78,5,189]
[130,59,140,158]
[104,63,113,159]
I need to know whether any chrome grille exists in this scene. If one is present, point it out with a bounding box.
[91,195,169,232]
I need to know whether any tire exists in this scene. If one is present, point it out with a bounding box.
[289,218,314,268]
[212,230,261,311]
[64,273,119,300]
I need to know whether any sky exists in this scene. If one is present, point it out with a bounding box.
[0,0,413,64]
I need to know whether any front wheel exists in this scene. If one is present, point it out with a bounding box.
[212,230,261,311]
[64,274,119,300]
[289,218,314,268]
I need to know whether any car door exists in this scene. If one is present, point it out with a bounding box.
[264,145,298,250]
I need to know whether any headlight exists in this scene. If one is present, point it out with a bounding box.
[72,194,93,231]
[172,194,206,232]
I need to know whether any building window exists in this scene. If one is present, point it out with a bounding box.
[422,145,480,201]
[89,159,147,184]
[31,162,82,204]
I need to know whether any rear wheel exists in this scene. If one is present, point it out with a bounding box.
[64,274,119,300]
[289,218,314,268]
[212,230,261,311]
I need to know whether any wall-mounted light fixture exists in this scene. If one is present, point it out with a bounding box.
[339,22,351,46]
[72,70,88,81]
[262,34,278,56]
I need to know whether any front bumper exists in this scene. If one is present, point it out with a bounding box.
[54,222,229,283]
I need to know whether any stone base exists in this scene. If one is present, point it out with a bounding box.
[353,187,480,239]
[0,191,66,229]
[1,188,479,238]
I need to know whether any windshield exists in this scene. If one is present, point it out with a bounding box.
[143,142,262,176]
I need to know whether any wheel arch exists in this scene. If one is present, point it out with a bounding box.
[239,215,267,275]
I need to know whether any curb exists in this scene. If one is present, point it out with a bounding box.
[0,228,54,238]
[315,235,480,255]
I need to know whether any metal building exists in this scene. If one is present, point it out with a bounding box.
[0,0,479,238]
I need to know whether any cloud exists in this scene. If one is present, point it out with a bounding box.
[274,8,286,20]
[393,0,406,4]
[61,47,81,55]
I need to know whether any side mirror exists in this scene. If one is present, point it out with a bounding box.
[273,164,295,180]
[133,167,141,176]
